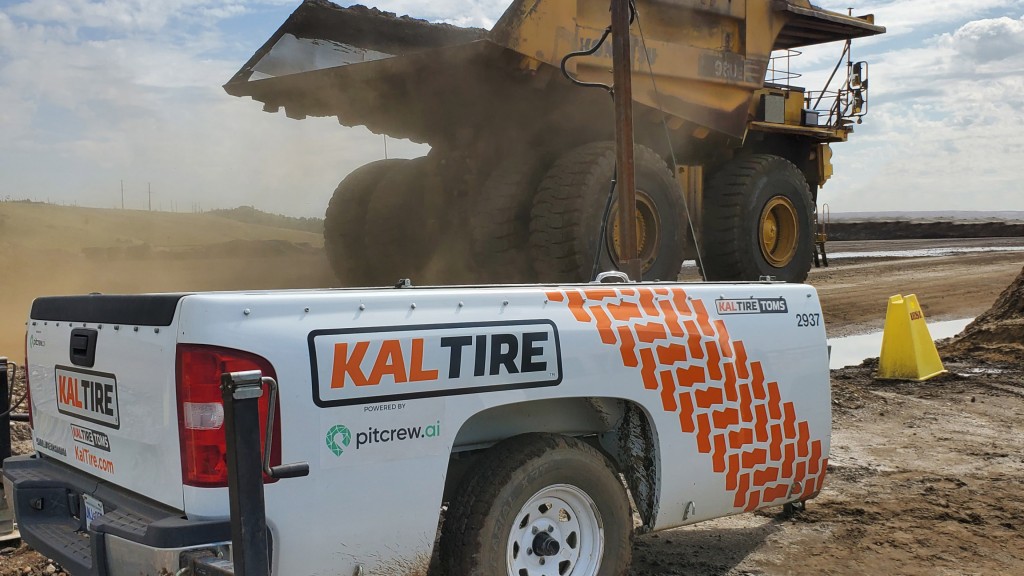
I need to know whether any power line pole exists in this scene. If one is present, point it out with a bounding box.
[611,0,640,280]
[121,180,124,210]
[148,183,152,211]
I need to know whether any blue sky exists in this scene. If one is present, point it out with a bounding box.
[1,0,1023,216]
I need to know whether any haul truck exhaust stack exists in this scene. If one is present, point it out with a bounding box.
[225,0,884,285]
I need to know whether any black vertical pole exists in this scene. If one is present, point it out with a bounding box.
[221,372,271,576]
[611,0,641,280]
[0,359,10,465]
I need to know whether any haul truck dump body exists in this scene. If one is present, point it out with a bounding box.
[225,0,883,287]
[7,282,830,575]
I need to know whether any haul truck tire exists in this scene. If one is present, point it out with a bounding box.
[529,142,686,282]
[469,153,548,283]
[701,154,814,283]
[440,433,632,576]
[364,156,441,285]
[324,158,409,285]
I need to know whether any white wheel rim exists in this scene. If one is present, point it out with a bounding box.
[506,484,604,576]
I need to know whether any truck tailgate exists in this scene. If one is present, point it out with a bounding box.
[27,295,186,510]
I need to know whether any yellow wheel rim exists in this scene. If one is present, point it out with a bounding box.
[759,196,799,268]
[608,191,660,273]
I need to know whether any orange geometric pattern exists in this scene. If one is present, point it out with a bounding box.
[547,286,827,511]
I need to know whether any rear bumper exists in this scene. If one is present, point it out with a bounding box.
[4,455,230,576]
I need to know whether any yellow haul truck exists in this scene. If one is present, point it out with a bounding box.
[225,0,883,285]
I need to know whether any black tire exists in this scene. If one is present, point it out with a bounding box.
[364,156,441,285]
[324,159,409,285]
[529,142,686,283]
[469,153,549,283]
[701,154,814,283]
[440,433,632,576]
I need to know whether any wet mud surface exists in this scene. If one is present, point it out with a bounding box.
[631,357,1024,575]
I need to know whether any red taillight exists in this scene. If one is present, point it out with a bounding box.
[24,331,32,429]
[175,345,281,488]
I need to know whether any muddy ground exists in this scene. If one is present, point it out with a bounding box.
[1,238,1022,575]
[630,355,1024,576]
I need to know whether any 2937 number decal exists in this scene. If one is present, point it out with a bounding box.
[796,313,821,328]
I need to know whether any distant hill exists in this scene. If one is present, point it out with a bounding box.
[0,202,323,250]
[209,205,324,234]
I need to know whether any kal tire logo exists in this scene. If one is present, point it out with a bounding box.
[326,425,352,456]
[55,366,120,429]
[71,424,111,452]
[715,297,789,315]
[309,320,562,407]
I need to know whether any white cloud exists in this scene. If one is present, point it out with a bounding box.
[3,0,1024,217]
[943,15,1024,62]
[7,0,248,32]
[816,0,1024,36]
[341,0,510,28]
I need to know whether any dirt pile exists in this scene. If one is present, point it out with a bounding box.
[942,265,1024,363]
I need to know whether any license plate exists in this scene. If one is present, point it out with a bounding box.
[82,494,104,530]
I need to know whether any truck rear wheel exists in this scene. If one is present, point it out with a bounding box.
[364,156,443,285]
[470,152,549,283]
[324,158,408,285]
[529,142,686,282]
[701,154,814,283]
[440,433,632,576]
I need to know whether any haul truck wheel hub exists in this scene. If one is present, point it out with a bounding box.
[507,484,603,576]
[759,196,799,268]
[608,191,660,273]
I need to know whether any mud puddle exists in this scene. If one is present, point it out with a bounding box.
[827,318,972,369]
[828,245,1024,261]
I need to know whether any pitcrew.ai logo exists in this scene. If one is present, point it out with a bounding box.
[326,425,351,456]
[325,421,442,457]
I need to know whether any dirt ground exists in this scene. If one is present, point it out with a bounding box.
[630,355,1024,576]
[1,208,1022,575]
[630,256,1024,576]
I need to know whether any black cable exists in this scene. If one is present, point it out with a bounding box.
[633,3,707,279]
[560,1,639,94]
[591,167,621,281]
[560,26,615,95]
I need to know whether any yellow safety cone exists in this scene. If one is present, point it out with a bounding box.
[877,294,947,381]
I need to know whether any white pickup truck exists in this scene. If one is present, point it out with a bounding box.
[6,281,829,575]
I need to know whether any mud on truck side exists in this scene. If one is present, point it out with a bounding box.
[224,0,883,286]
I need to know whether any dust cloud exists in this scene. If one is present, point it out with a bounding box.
[0,202,335,357]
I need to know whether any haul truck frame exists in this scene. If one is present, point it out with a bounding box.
[224,0,884,286]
